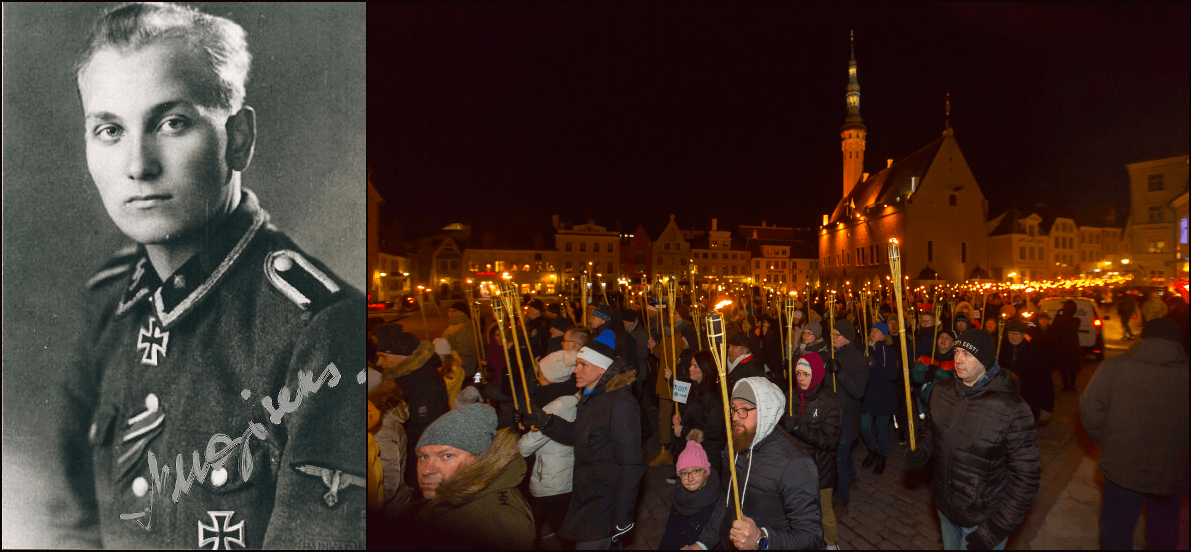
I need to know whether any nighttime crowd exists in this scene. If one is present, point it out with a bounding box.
[365,282,1188,550]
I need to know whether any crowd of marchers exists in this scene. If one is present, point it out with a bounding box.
[363,285,1188,550]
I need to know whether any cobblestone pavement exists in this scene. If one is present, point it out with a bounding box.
[622,314,1191,550]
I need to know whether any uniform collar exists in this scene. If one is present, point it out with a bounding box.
[114,190,268,329]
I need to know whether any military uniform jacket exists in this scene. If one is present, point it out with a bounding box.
[52,191,366,549]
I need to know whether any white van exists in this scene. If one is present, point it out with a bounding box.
[1037,297,1105,361]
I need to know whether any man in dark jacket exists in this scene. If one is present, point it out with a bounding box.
[907,329,1040,550]
[783,352,841,549]
[377,324,449,488]
[524,299,552,358]
[725,332,767,392]
[998,319,1053,422]
[828,318,870,504]
[1081,318,1189,550]
[689,377,823,550]
[521,341,644,549]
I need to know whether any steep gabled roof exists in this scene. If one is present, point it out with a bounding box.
[988,209,1026,237]
[829,136,945,224]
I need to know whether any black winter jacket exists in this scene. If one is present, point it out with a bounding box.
[540,360,644,542]
[677,381,727,464]
[698,430,823,550]
[784,381,841,490]
[917,365,1040,540]
[831,342,871,443]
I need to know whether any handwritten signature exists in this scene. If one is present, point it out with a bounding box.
[120,363,366,528]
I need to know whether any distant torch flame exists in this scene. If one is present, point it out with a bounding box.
[715,300,733,310]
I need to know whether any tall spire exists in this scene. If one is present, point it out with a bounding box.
[945,89,951,130]
[840,30,867,198]
[844,30,863,127]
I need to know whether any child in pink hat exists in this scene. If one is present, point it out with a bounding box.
[659,440,720,549]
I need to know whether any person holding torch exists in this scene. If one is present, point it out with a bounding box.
[684,377,823,550]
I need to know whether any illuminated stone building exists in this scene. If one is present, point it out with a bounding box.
[819,35,989,289]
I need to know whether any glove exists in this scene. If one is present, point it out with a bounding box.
[611,522,634,542]
[512,405,551,430]
[965,524,1004,550]
[824,358,842,375]
[905,444,930,470]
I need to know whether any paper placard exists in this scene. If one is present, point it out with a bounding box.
[672,380,692,403]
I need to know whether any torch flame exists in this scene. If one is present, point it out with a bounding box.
[715,300,733,310]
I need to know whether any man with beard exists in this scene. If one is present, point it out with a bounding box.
[684,377,822,550]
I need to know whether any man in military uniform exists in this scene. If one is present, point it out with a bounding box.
[51,3,365,548]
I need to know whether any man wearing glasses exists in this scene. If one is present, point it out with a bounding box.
[685,377,822,550]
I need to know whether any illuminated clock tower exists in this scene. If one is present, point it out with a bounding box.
[841,31,866,198]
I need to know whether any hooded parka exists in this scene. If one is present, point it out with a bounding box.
[696,377,823,550]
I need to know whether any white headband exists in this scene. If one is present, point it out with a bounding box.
[576,346,614,370]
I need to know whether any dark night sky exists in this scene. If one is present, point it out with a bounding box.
[371,3,1189,241]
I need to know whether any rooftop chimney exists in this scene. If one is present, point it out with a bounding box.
[551,214,560,229]
[887,159,893,168]
[761,220,766,227]
[712,218,718,231]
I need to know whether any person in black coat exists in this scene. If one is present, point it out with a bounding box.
[375,325,449,488]
[998,319,1054,422]
[591,304,639,373]
[859,321,900,476]
[725,331,767,392]
[1048,300,1083,392]
[672,350,727,469]
[758,316,785,387]
[782,352,842,549]
[520,341,644,548]
[828,318,871,505]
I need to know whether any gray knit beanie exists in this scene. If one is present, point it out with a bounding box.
[415,403,497,456]
[803,321,822,339]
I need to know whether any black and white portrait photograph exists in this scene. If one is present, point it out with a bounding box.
[3,3,366,548]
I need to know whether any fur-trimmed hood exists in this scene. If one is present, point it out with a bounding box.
[431,428,525,507]
[384,340,437,380]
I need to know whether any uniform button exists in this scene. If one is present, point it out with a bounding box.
[212,467,228,487]
[132,477,149,497]
[145,393,159,413]
[273,255,294,272]
[89,422,98,442]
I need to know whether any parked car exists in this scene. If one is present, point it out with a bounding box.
[1037,296,1105,361]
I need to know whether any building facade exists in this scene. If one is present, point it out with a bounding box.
[462,248,560,296]
[554,218,620,290]
[1124,155,1189,285]
[652,215,690,280]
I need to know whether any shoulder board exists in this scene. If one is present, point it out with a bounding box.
[265,249,342,311]
[85,244,139,290]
